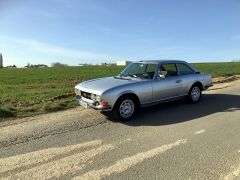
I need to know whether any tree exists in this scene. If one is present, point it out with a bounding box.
[51,62,68,67]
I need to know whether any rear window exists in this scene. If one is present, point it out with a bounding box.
[177,63,194,75]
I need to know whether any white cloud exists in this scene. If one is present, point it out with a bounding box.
[0,35,114,63]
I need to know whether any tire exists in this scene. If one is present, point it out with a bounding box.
[188,85,202,103]
[112,96,138,121]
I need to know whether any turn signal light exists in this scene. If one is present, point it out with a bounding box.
[100,101,108,106]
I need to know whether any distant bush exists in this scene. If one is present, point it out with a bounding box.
[51,62,68,67]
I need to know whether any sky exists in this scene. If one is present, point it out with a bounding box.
[0,0,240,67]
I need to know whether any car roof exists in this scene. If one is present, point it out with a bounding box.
[136,60,187,64]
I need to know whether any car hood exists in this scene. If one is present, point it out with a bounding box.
[75,77,138,95]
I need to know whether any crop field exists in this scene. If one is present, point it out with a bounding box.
[0,62,240,120]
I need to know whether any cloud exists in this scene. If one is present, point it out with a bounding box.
[0,35,113,61]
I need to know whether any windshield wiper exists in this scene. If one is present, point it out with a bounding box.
[114,76,130,80]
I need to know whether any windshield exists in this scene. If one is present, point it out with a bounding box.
[119,63,157,80]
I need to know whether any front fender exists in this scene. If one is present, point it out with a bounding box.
[101,81,153,110]
[101,88,138,110]
[115,90,137,101]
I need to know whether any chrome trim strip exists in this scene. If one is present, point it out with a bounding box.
[141,94,188,107]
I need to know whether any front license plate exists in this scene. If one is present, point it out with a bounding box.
[79,100,89,108]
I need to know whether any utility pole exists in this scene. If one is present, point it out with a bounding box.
[0,53,3,68]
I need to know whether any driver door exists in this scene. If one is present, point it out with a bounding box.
[152,63,183,101]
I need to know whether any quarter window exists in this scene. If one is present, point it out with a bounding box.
[161,64,178,77]
[177,63,194,75]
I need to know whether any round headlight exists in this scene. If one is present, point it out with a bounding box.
[75,88,81,95]
[96,95,101,102]
[91,94,96,100]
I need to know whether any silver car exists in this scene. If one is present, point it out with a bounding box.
[75,60,212,121]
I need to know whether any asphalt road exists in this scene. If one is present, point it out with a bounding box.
[0,80,240,180]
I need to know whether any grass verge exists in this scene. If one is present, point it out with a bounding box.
[0,62,240,120]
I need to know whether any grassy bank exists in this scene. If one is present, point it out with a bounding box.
[0,62,240,119]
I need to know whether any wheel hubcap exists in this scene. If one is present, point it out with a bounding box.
[119,99,135,118]
[191,87,200,101]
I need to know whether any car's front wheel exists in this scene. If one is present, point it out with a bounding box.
[112,96,137,121]
[188,85,202,103]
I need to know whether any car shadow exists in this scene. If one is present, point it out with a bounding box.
[121,94,240,126]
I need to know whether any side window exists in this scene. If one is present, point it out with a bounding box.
[145,64,157,79]
[177,63,194,75]
[146,64,157,73]
[161,64,178,77]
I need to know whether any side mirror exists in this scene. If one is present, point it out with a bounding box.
[157,71,168,79]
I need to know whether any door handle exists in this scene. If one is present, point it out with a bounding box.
[176,80,182,83]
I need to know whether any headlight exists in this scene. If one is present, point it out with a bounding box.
[75,88,81,95]
[91,94,96,100]
[96,95,101,102]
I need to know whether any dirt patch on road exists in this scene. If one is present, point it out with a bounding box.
[212,75,240,84]
[206,78,240,92]
[0,107,107,148]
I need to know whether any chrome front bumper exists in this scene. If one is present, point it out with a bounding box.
[76,95,111,111]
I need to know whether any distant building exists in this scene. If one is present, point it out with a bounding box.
[6,65,17,68]
[37,64,48,68]
[116,61,131,66]
[79,63,92,66]
[0,53,3,68]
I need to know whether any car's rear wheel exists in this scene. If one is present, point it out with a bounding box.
[112,96,137,121]
[188,85,202,103]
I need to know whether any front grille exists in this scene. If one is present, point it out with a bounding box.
[81,91,91,100]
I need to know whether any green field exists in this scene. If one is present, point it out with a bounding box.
[1,62,240,119]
